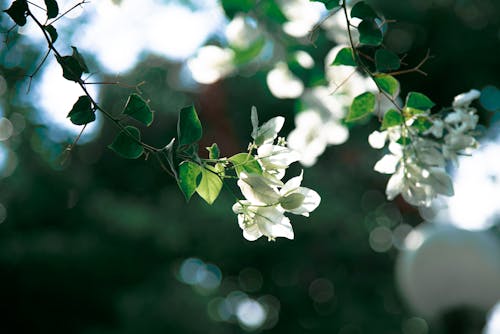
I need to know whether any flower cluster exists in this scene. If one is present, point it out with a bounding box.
[369,90,481,206]
[232,108,321,241]
[287,45,395,167]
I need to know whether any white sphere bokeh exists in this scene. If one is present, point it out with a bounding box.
[396,223,500,318]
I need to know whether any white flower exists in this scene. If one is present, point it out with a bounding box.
[266,62,304,99]
[385,161,453,206]
[226,15,262,50]
[257,144,300,173]
[452,89,481,108]
[301,86,346,119]
[278,0,324,38]
[233,202,294,241]
[251,106,285,146]
[424,119,444,138]
[294,50,315,69]
[287,109,348,167]
[368,127,402,149]
[187,45,235,84]
[279,171,321,217]
[237,172,281,205]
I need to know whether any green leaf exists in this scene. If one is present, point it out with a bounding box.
[55,49,88,82]
[351,1,378,20]
[220,0,255,18]
[310,0,339,10]
[4,0,28,26]
[480,85,500,112]
[71,46,89,73]
[331,47,356,66]
[346,92,376,122]
[178,161,202,201]
[177,105,202,146]
[67,96,94,125]
[44,24,58,43]
[406,92,435,111]
[413,117,433,133]
[373,75,400,97]
[196,165,223,205]
[122,94,153,126]
[381,109,403,130]
[375,49,400,72]
[232,36,265,64]
[207,143,220,160]
[358,20,383,46]
[109,126,144,159]
[44,0,59,19]
[229,153,263,176]
[260,1,287,24]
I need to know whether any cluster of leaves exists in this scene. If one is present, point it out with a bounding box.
[3,0,500,216]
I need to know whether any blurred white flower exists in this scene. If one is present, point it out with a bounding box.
[266,62,304,99]
[294,50,315,69]
[325,45,375,99]
[321,6,360,44]
[278,0,324,38]
[226,15,262,50]
[187,45,235,84]
[287,109,348,166]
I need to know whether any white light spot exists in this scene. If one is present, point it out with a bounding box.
[236,298,267,329]
[404,230,424,251]
[442,135,500,230]
[369,226,393,252]
[484,301,500,334]
[0,118,13,141]
[179,257,204,285]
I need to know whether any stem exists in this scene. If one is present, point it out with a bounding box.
[26,7,161,154]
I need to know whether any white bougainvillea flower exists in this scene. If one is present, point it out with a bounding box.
[233,201,294,241]
[225,14,262,50]
[452,89,481,108]
[424,119,444,138]
[301,86,346,119]
[266,62,304,99]
[287,109,348,167]
[294,50,315,69]
[386,163,454,206]
[237,172,281,205]
[279,171,321,217]
[187,45,235,84]
[368,127,402,149]
[251,106,285,146]
[278,0,324,38]
[257,144,301,172]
